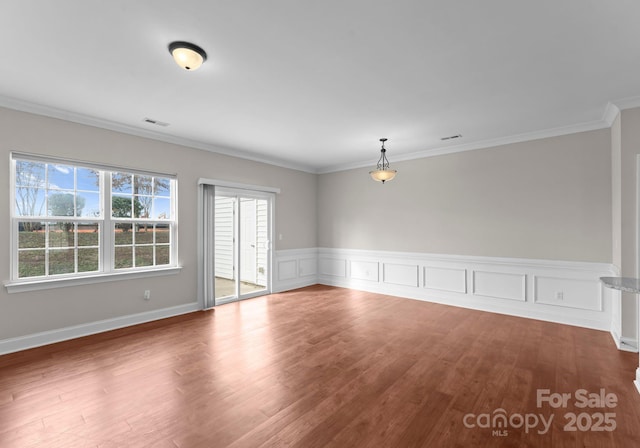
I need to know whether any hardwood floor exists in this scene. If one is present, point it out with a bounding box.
[1,285,639,447]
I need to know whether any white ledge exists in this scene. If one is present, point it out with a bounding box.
[4,266,182,293]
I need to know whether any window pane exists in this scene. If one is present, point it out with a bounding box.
[18,250,45,278]
[15,187,45,216]
[16,161,46,187]
[156,245,170,265]
[153,197,171,220]
[135,246,153,267]
[77,168,99,192]
[49,249,75,275]
[48,223,75,248]
[47,192,76,217]
[115,246,133,269]
[135,226,154,244]
[78,191,100,217]
[18,223,45,248]
[78,223,99,246]
[155,225,170,244]
[134,175,153,195]
[112,195,132,218]
[114,225,133,244]
[154,178,171,197]
[48,164,74,190]
[78,248,99,272]
[112,172,132,193]
[135,195,152,218]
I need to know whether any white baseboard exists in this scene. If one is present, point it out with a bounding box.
[273,277,318,293]
[636,368,640,396]
[611,329,639,352]
[0,302,199,356]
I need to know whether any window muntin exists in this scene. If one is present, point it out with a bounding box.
[16,221,101,278]
[113,223,172,269]
[11,155,177,282]
[111,173,173,270]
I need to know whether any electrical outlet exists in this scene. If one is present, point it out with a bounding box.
[555,291,563,300]
[144,290,151,300]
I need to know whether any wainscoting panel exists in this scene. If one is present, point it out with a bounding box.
[472,271,526,302]
[273,248,319,292]
[383,263,419,287]
[277,259,298,281]
[533,276,602,311]
[316,247,620,334]
[299,257,317,278]
[320,258,347,278]
[350,260,379,282]
[424,266,467,293]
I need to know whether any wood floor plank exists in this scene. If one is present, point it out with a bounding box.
[1,285,639,447]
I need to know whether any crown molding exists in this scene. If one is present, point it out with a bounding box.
[612,95,640,111]
[4,93,640,176]
[602,102,621,127]
[0,95,317,174]
[318,117,611,174]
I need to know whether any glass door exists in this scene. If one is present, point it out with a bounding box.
[214,188,272,304]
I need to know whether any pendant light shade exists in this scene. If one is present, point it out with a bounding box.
[369,138,397,183]
[168,41,207,71]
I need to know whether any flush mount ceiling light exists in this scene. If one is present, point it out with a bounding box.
[369,138,397,183]
[168,41,207,71]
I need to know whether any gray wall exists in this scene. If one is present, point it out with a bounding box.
[0,107,317,340]
[318,129,612,263]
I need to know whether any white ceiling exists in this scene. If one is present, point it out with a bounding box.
[1,1,639,173]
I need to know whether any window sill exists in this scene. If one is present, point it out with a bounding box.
[4,266,182,294]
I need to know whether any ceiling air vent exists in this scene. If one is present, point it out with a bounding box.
[143,118,170,127]
[441,134,462,141]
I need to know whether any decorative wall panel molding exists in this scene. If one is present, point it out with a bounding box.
[383,263,419,287]
[299,257,317,278]
[472,270,526,301]
[320,258,347,278]
[350,260,379,282]
[277,259,298,281]
[424,266,467,294]
[273,248,319,292]
[317,247,618,333]
[533,276,602,311]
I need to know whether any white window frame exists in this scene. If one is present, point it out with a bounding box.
[5,152,181,293]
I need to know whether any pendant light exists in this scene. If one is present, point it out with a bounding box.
[369,138,397,183]
[168,41,207,71]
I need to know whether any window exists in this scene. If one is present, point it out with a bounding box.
[10,153,177,285]
[111,172,173,269]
